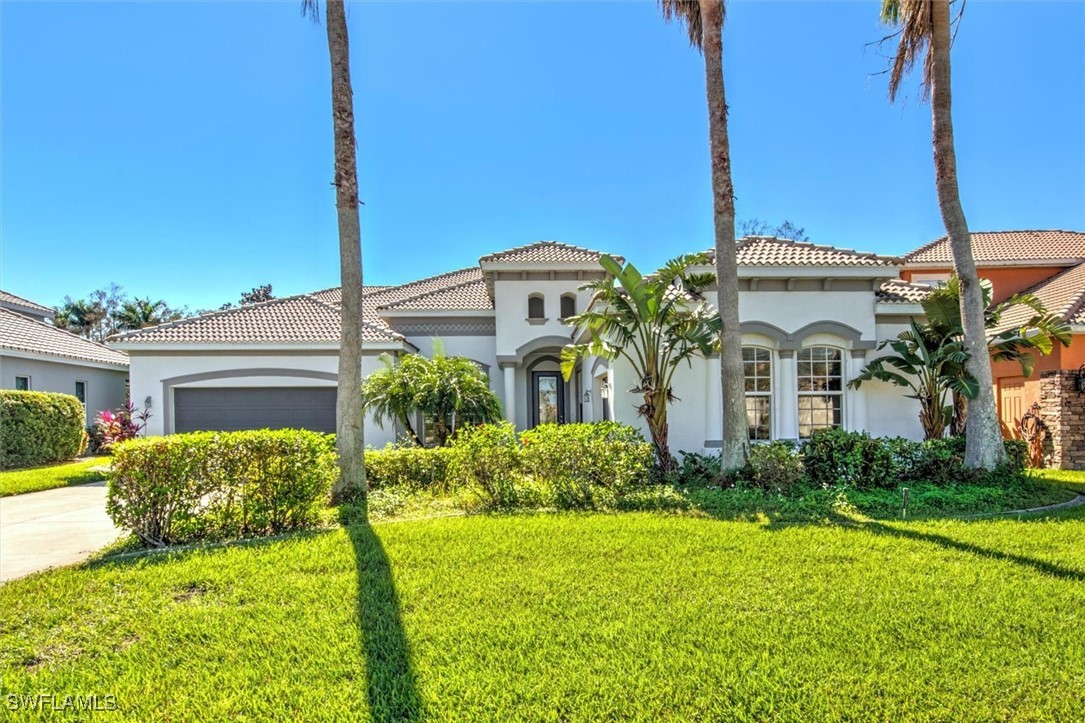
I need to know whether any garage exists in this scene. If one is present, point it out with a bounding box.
[174,387,337,434]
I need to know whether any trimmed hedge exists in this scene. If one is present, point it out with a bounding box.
[0,390,87,469]
[364,445,452,491]
[107,430,337,547]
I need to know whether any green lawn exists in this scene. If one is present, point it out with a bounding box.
[3,505,1085,721]
[0,457,109,497]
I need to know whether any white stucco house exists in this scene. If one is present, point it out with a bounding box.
[109,239,931,452]
[0,290,130,417]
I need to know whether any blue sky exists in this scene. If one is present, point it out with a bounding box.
[3,1,1083,312]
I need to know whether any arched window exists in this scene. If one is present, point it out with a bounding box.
[797,346,844,438]
[742,347,772,441]
[560,294,576,320]
[528,294,545,320]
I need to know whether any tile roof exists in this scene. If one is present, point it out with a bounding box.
[993,262,1085,333]
[0,307,128,367]
[109,294,403,345]
[479,241,619,265]
[904,230,1085,266]
[377,277,492,312]
[876,280,932,305]
[0,290,53,316]
[718,236,902,267]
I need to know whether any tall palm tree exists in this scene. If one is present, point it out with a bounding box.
[660,0,748,472]
[304,0,366,497]
[881,0,1003,469]
[115,297,174,331]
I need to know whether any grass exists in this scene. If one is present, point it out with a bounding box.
[0,457,109,497]
[3,504,1085,721]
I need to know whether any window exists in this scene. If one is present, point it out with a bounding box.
[743,347,772,441]
[15,376,30,391]
[797,346,844,438]
[528,294,545,320]
[560,294,576,320]
[75,381,87,405]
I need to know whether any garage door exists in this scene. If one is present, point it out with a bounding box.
[174,387,337,433]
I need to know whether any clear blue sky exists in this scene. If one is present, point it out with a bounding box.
[3,1,1083,312]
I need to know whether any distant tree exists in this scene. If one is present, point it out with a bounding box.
[218,284,275,311]
[738,218,809,241]
[115,297,184,331]
[54,298,107,340]
[55,285,187,340]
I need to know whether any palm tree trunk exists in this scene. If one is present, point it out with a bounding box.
[645,393,675,475]
[324,0,367,497]
[929,0,1004,470]
[701,0,749,473]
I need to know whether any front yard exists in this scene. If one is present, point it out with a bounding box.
[3,490,1084,721]
[0,457,108,497]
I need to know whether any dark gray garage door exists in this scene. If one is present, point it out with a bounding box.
[174,387,337,433]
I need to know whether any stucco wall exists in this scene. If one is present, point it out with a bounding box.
[0,354,128,420]
[492,279,588,357]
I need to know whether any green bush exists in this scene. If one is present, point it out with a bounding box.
[107,430,337,547]
[670,451,722,486]
[447,422,522,508]
[364,445,452,491]
[801,429,897,490]
[742,441,805,493]
[520,423,653,509]
[0,390,87,469]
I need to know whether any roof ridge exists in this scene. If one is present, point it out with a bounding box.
[740,235,903,263]
[383,266,481,294]
[479,240,611,263]
[0,289,53,313]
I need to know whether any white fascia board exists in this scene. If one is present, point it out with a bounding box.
[112,341,412,353]
[0,348,129,371]
[905,259,1082,270]
[874,303,926,316]
[377,309,495,318]
[690,264,903,279]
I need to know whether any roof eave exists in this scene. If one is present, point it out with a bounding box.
[112,341,413,353]
[0,347,129,370]
[905,258,1083,270]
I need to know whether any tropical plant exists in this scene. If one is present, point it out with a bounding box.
[561,254,720,473]
[660,0,749,472]
[303,0,365,498]
[849,319,976,440]
[361,351,503,447]
[922,275,1071,434]
[115,297,181,331]
[879,0,1001,469]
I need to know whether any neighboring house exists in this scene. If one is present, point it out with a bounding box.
[901,230,1085,468]
[0,290,129,418]
[111,239,927,452]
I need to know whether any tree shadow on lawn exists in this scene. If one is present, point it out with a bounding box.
[343,516,425,723]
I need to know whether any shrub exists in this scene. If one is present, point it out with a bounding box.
[743,441,805,493]
[669,451,722,487]
[89,400,151,454]
[0,390,87,468]
[107,429,337,547]
[801,429,897,490]
[447,422,522,508]
[364,445,453,492]
[520,423,653,509]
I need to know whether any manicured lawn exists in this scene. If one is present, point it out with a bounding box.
[3,508,1084,720]
[0,457,109,497]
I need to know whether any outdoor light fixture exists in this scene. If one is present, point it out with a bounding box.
[600,380,611,400]
[145,396,153,409]
[1075,364,1085,394]
[583,390,592,403]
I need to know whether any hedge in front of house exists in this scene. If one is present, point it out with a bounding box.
[107,429,337,547]
[364,445,453,491]
[0,390,87,469]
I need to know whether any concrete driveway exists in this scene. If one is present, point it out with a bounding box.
[0,482,122,583]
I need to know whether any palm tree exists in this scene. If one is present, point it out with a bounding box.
[304,0,365,498]
[115,297,174,331]
[880,0,1002,469]
[561,254,720,473]
[660,0,748,472]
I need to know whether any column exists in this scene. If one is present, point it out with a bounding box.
[777,349,799,441]
[502,363,517,427]
[704,355,722,448]
[848,350,868,433]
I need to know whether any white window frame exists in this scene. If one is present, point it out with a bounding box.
[796,345,845,439]
[15,375,31,391]
[742,346,773,441]
[75,380,87,405]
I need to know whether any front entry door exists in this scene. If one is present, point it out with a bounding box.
[532,371,565,426]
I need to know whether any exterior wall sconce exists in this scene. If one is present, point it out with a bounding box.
[145,396,153,409]
[1075,364,1085,394]
[583,390,592,403]
[600,380,610,400]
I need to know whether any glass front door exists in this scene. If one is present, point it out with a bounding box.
[532,371,565,426]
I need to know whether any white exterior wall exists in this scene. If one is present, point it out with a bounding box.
[492,278,588,356]
[0,354,128,421]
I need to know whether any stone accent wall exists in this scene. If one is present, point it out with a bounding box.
[1040,371,1085,470]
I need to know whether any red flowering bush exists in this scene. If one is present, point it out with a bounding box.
[90,400,151,454]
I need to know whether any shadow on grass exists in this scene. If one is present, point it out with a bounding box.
[343,513,425,722]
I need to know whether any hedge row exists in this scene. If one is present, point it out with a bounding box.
[107,430,337,546]
[0,390,86,469]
